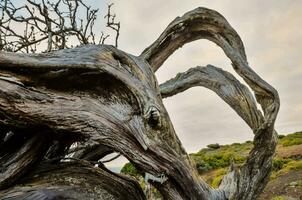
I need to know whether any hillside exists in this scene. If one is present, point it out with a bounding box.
[121,132,302,199]
[190,132,302,199]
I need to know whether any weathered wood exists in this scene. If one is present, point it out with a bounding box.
[0,161,146,200]
[0,7,280,200]
[159,65,278,199]
[160,65,263,130]
[0,133,51,189]
[142,7,279,199]
[0,45,214,199]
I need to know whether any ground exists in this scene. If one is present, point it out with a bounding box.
[259,170,302,200]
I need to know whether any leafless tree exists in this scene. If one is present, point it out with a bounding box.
[0,2,279,200]
[0,0,119,53]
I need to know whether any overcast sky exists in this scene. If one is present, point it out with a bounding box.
[98,0,302,168]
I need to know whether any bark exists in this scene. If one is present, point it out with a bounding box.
[0,161,146,200]
[0,7,279,200]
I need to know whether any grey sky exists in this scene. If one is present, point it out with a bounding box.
[100,0,302,168]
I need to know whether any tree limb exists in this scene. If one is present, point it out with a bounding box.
[0,45,216,199]
[145,7,280,200]
[160,65,263,130]
[159,64,278,199]
[141,7,246,72]
[0,161,146,200]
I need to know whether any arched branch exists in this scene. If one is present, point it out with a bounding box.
[158,64,278,199]
[160,65,263,130]
[141,7,279,122]
[141,7,246,72]
[145,7,280,200]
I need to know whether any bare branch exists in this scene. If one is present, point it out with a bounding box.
[140,7,246,72]
[141,7,279,123]
[0,162,146,200]
[0,0,119,52]
[146,7,280,199]
[160,65,263,130]
[101,153,121,164]
[104,3,120,47]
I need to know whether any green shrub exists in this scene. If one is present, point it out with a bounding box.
[191,142,249,174]
[231,142,241,146]
[192,151,246,174]
[279,132,302,147]
[272,158,290,171]
[121,162,139,177]
[192,132,302,176]
[271,160,302,179]
[207,143,220,149]
[196,161,213,173]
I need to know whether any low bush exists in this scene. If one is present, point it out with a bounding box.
[279,132,302,147]
[207,143,220,149]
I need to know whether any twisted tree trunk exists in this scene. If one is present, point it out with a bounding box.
[0,7,279,200]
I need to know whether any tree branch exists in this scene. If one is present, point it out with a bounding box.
[159,63,279,199]
[145,7,280,199]
[0,0,119,53]
[141,7,279,123]
[0,161,146,200]
[0,45,215,199]
[140,7,246,72]
[160,65,263,130]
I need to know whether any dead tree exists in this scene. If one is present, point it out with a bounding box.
[0,0,119,53]
[0,5,279,200]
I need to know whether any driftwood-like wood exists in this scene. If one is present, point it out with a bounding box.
[0,7,279,200]
[0,161,146,200]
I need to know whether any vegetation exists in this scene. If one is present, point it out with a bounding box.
[207,143,220,149]
[191,141,251,173]
[120,162,141,178]
[271,197,285,200]
[278,131,302,147]
[271,160,302,179]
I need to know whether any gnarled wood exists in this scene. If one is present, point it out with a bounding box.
[160,65,263,130]
[142,6,279,200]
[0,6,280,200]
[0,161,146,200]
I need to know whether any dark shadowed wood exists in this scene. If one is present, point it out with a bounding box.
[0,161,146,200]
